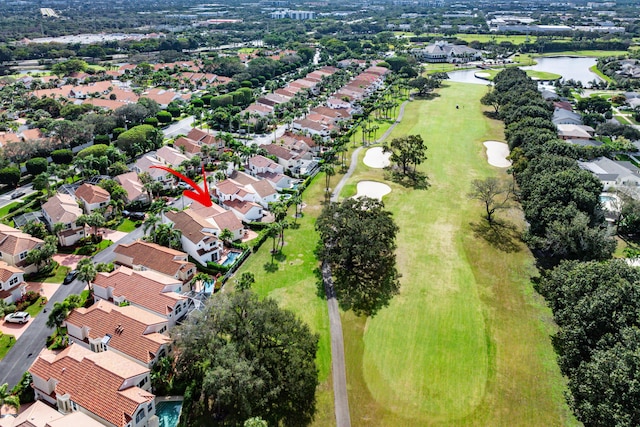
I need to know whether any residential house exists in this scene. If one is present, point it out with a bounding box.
[579,156,640,189]
[114,172,151,205]
[557,124,595,140]
[190,203,246,241]
[173,136,202,157]
[0,223,44,274]
[247,155,284,176]
[29,344,155,427]
[132,155,173,189]
[0,400,105,427]
[0,262,26,304]
[75,183,111,214]
[113,240,196,285]
[327,97,352,109]
[164,209,223,265]
[41,193,85,247]
[155,145,189,169]
[292,118,332,138]
[65,300,171,368]
[262,143,312,173]
[214,171,279,209]
[186,128,224,150]
[142,88,188,109]
[552,108,583,125]
[93,267,189,328]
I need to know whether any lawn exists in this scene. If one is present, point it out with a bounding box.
[338,82,577,425]
[0,333,15,360]
[233,177,336,426]
[0,201,22,219]
[24,296,47,317]
[116,219,138,233]
[43,264,71,284]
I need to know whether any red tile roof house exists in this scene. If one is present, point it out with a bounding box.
[187,127,225,150]
[29,344,156,427]
[0,261,26,304]
[114,172,151,205]
[0,399,105,427]
[189,203,246,241]
[113,241,196,285]
[163,209,224,265]
[41,193,85,247]
[214,171,279,209]
[75,183,111,214]
[0,223,44,274]
[65,300,171,368]
[93,267,189,328]
[173,136,202,157]
[132,155,174,189]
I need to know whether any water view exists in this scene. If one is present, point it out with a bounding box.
[448,56,603,87]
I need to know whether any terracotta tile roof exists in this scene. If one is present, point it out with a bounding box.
[75,183,110,205]
[42,193,82,225]
[245,103,273,116]
[215,179,242,197]
[224,199,261,215]
[248,180,277,198]
[20,128,45,141]
[186,128,221,146]
[0,132,20,145]
[228,170,259,186]
[249,155,279,169]
[0,223,43,256]
[8,400,105,427]
[114,172,146,203]
[0,261,22,282]
[165,210,216,245]
[114,240,194,278]
[65,300,170,365]
[156,145,189,167]
[174,136,201,155]
[93,267,186,317]
[209,210,244,232]
[142,88,180,106]
[134,155,168,180]
[263,143,295,160]
[29,344,153,427]
[82,98,129,111]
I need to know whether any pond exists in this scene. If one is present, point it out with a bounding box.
[447,56,603,87]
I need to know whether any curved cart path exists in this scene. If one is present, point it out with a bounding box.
[324,100,408,427]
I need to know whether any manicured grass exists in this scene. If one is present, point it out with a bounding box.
[589,64,613,83]
[116,219,137,233]
[339,82,577,425]
[451,33,542,45]
[538,50,629,58]
[24,297,47,317]
[0,333,16,360]
[475,69,560,81]
[43,264,71,284]
[233,177,336,426]
[0,201,22,219]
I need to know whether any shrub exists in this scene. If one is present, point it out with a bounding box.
[11,372,35,404]
[25,157,48,176]
[51,148,73,164]
[157,111,172,124]
[93,134,110,144]
[205,262,230,274]
[76,245,96,255]
[144,117,159,127]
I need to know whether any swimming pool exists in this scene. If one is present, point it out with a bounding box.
[221,251,241,267]
[600,195,615,203]
[203,281,215,294]
[156,400,182,427]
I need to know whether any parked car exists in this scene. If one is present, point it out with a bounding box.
[63,269,78,285]
[129,212,146,220]
[4,311,31,324]
[122,210,131,218]
[10,190,25,199]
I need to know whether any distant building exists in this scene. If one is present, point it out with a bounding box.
[270,9,315,20]
[411,41,482,63]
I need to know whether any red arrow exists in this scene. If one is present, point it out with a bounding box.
[150,164,212,207]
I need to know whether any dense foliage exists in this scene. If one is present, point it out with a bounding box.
[316,196,400,316]
[173,291,319,427]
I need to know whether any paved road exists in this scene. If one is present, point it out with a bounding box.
[323,100,408,427]
[163,116,195,139]
[0,226,145,388]
[0,184,36,210]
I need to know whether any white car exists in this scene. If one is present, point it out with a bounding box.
[4,311,30,324]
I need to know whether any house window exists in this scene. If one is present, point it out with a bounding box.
[147,402,153,413]
[19,251,27,260]
[135,408,145,423]
[71,401,77,411]
[9,277,18,286]
[137,376,148,388]
[159,326,166,334]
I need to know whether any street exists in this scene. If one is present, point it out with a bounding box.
[0,225,145,389]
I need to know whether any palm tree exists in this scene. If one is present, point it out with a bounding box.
[143,214,161,238]
[76,258,97,293]
[0,383,19,415]
[219,228,234,246]
[320,162,335,196]
[155,223,182,250]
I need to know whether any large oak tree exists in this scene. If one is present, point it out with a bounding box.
[173,291,319,427]
[316,196,400,316]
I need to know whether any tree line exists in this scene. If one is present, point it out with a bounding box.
[483,67,638,426]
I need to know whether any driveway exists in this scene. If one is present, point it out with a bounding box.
[52,254,88,270]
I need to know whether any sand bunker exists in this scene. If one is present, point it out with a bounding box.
[354,181,392,201]
[475,72,491,79]
[483,141,512,168]
[363,147,391,168]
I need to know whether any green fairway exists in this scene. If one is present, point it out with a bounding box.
[340,82,577,425]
